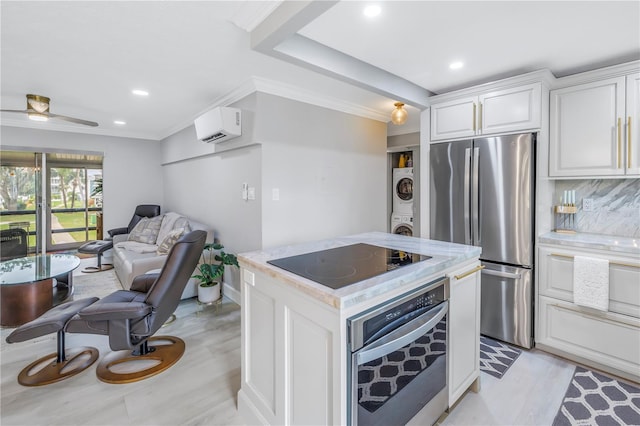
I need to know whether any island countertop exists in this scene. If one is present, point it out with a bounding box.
[238,231,481,309]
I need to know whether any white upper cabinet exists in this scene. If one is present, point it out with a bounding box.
[550,77,626,177]
[549,66,640,178]
[430,83,542,142]
[430,96,477,141]
[626,72,640,175]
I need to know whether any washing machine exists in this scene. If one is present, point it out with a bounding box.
[391,213,413,236]
[392,167,414,214]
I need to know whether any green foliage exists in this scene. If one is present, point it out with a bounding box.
[192,243,239,287]
[91,177,103,197]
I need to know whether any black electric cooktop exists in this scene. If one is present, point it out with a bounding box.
[267,243,431,289]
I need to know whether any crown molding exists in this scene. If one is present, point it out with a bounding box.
[250,76,390,122]
[160,76,391,141]
[231,1,283,32]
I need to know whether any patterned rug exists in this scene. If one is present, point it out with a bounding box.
[479,336,522,379]
[72,269,122,300]
[553,366,640,426]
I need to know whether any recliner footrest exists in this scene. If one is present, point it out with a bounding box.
[6,298,100,386]
[78,240,114,273]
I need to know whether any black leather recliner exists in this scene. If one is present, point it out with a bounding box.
[107,204,161,238]
[66,230,206,383]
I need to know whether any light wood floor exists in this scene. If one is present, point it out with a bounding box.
[0,259,588,425]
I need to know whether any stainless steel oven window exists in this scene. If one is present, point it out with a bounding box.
[350,301,448,426]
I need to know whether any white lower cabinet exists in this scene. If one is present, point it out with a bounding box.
[447,262,482,407]
[238,268,342,426]
[537,245,640,382]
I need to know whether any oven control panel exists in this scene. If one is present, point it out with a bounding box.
[348,277,448,351]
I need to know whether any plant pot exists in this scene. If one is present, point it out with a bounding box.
[198,282,221,304]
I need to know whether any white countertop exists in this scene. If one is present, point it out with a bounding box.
[539,232,640,255]
[238,231,482,309]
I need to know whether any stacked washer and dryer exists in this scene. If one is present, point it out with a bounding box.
[391,167,414,236]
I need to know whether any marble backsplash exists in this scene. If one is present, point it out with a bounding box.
[554,179,640,237]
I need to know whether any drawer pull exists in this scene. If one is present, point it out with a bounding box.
[454,265,485,280]
[550,303,639,328]
[550,253,640,269]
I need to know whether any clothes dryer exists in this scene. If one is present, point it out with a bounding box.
[392,168,414,214]
[391,213,413,236]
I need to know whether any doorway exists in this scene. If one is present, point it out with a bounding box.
[0,149,103,254]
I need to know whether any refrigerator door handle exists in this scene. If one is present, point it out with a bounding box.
[472,147,480,245]
[482,268,522,280]
[464,147,471,245]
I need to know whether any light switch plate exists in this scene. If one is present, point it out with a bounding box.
[248,187,255,200]
[272,188,280,201]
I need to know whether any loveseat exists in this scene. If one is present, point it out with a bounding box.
[111,212,213,299]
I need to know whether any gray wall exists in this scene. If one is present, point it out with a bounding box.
[258,92,388,248]
[160,93,263,258]
[160,91,388,292]
[0,125,163,232]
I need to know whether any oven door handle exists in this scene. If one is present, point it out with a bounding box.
[355,301,448,366]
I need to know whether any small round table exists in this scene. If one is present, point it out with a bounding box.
[0,254,80,327]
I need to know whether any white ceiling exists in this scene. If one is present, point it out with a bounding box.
[1,1,639,141]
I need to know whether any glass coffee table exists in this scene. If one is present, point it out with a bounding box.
[0,254,80,327]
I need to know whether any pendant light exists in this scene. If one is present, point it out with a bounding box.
[391,102,408,125]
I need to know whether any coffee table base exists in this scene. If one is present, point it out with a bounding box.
[0,279,53,327]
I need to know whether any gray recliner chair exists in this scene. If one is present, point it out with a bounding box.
[6,230,206,386]
[66,229,206,383]
[66,231,207,383]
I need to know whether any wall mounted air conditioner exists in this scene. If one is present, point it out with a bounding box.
[194,107,241,143]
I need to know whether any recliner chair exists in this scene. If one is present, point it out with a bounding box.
[107,204,161,239]
[66,230,206,384]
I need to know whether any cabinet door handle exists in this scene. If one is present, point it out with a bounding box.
[454,264,485,280]
[618,117,622,168]
[479,102,483,133]
[549,252,640,269]
[472,103,477,132]
[629,116,632,169]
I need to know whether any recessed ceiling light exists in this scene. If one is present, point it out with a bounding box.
[114,120,126,125]
[132,89,149,96]
[449,61,464,70]
[363,5,381,18]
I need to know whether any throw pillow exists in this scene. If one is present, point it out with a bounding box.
[127,215,163,245]
[156,227,186,255]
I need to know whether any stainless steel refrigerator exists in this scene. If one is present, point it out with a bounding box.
[430,133,534,348]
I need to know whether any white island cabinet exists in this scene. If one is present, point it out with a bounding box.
[237,232,482,426]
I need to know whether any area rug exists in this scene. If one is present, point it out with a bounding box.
[479,336,522,379]
[552,366,640,426]
[72,269,122,300]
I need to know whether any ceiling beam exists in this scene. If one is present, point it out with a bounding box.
[251,1,431,109]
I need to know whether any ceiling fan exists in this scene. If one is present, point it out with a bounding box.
[1,94,98,127]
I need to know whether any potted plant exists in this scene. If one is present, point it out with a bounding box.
[193,242,239,303]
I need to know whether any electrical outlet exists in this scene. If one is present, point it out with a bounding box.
[583,198,595,212]
[272,188,280,201]
[248,187,255,200]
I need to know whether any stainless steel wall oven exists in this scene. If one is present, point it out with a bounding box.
[347,277,449,426]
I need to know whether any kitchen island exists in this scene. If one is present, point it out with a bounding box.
[237,232,482,425]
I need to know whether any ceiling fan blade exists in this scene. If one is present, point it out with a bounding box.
[0,109,29,114]
[48,113,99,127]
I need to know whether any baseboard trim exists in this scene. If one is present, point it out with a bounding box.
[223,282,241,305]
